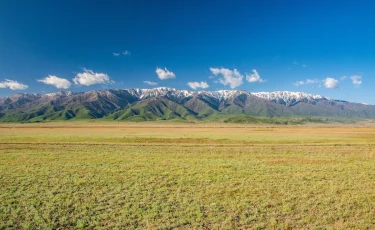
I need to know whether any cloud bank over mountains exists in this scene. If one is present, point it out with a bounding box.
[209,68,265,89]
[293,75,362,89]
[36,69,114,90]
[187,81,209,90]
[73,69,112,86]
[0,62,364,95]
[38,75,71,89]
[0,79,28,90]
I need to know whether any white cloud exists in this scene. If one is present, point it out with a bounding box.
[113,50,130,56]
[187,81,209,90]
[210,68,265,88]
[123,50,131,55]
[37,75,71,89]
[73,68,112,86]
[293,78,323,87]
[209,67,243,89]
[293,81,305,87]
[350,75,362,85]
[156,67,176,80]
[294,75,361,89]
[324,77,339,89]
[246,69,265,83]
[306,79,319,84]
[0,79,28,90]
[143,81,158,86]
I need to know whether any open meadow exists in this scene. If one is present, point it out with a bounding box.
[1,123,375,229]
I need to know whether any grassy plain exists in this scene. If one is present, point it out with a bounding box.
[1,123,375,229]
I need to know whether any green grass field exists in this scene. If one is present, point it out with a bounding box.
[1,124,375,229]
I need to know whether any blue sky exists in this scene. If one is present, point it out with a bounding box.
[0,0,374,103]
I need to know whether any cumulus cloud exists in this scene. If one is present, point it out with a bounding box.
[122,50,131,55]
[156,67,176,80]
[246,69,265,83]
[187,81,209,90]
[73,68,112,86]
[210,67,265,88]
[324,77,339,89]
[0,79,28,90]
[209,67,243,89]
[113,53,120,57]
[37,75,71,89]
[350,75,362,85]
[143,81,158,86]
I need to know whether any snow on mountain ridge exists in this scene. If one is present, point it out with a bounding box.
[1,88,330,105]
[252,91,328,103]
[46,91,73,97]
[121,88,329,104]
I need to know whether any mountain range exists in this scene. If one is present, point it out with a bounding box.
[0,87,374,122]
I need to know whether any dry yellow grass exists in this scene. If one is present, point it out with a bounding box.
[1,124,375,229]
[1,124,375,145]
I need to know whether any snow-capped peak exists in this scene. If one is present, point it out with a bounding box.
[122,88,329,103]
[1,88,333,107]
[46,91,73,97]
[200,90,246,100]
[125,87,193,100]
[252,91,328,105]
[124,88,250,101]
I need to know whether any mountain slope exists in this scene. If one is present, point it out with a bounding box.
[106,96,197,121]
[254,91,375,118]
[1,88,374,122]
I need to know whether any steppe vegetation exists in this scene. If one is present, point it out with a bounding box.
[1,123,375,229]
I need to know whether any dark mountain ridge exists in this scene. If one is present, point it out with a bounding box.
[0,88,374,122]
